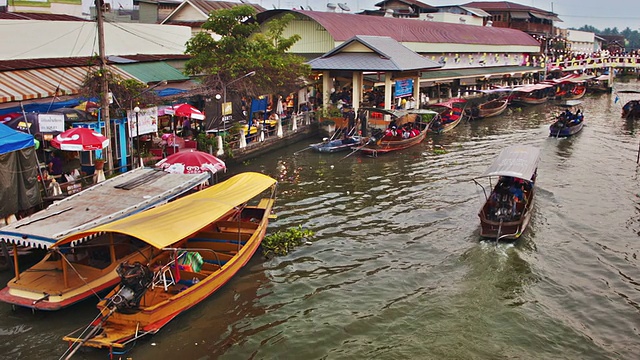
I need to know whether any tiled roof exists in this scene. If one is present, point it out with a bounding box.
[0,12,88,21]
[309,36,442,71]
[293,10,539,46]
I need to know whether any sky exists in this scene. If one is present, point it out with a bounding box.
[250,0,640,32]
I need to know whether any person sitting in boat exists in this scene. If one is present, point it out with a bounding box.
[575,109,583,122]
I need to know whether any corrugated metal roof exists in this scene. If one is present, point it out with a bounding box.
[0,66,138,103]
[459,6,491,17]
[364,65,542,84]
[310,35,441,71]
[189,0,265,14]
[116,61,189,83]
[293,10,540,46]
[374,0,436,10]
[0,54,190,72]
[0,12,88,21]
[462,1,559,18]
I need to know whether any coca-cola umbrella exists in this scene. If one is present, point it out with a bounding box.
[155,150,226,175]
[50,127,110,151]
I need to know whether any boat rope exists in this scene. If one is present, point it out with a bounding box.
[59,306,115,360]
[54,248,105,302]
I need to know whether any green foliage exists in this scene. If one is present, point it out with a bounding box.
[196,133,216,152]
[184,6,311,96]
[261,225,314,258]
[79,69,154,116]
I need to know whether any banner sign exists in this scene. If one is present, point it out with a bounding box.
[394,79,414,98]
[222,102,232,116]
[127,106,158,137]
[37,114,65,133]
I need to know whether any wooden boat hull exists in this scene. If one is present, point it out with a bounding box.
[549,120,584,137]
[0,243,154,311]
[62,179,276,352]
[479,189,536,240]
[358,130,426,156]
[310,136,362,153]
[476,99,508,119]
[430,115,462,133]
[563,86,586,100]
[511,96,548,105]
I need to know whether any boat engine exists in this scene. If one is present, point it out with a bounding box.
[109,261,153,313]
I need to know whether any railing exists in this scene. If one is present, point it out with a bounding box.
[544,55,640,72]
[224,112,315,151]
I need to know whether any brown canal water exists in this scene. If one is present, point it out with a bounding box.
[2,84,640,359]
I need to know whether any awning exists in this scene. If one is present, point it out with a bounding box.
[529,12,562,22]
[479,145,541,181]
[420,66,542,83]
[115,62,189,84]
[0,65,138,103]
[510,12,531,19]
[54,172,277,249]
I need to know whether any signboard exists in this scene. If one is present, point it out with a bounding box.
[222,102,232,116]
[37,114,65,133]
[127,106,158,138]
[394,79,414,98]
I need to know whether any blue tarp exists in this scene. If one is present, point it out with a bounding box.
[0,123,34,155]
[248,97,269,127]
[0,99,83,117]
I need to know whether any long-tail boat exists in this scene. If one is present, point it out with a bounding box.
[549,100,585,137]
[0,168,209,311]
[510,83,554,105]
[473,145,541,241]
[61,172,277,357]
[354,108,437,156]
[428,98,468,133]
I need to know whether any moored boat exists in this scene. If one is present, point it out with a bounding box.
[61,172,277,357]
[428,99,468,133]
[0,168,210,311]
[619,91,640,119]
[310,136,363,153]
[355,108,436,156]
[549,100,585,137]
[472,98,509,119]
[510,83,554,105]
[473,145,540,241]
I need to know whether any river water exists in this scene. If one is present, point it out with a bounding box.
[2,83,640,360]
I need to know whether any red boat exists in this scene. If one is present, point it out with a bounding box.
[428,98,468,133]
[355,108,437,156]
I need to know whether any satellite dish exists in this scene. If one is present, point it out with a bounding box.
[327,3,337,11]
[338,3,350,11]
[307,5,313,10]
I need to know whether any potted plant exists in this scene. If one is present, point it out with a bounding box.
[94,156,105,170]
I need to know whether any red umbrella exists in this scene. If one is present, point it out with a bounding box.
[50,127,109,151]
[155,150,226,174]
[172,103,205,120]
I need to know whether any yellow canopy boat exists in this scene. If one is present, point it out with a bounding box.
[61,172,277,358]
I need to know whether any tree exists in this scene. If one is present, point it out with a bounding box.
[184,5,311,97]
[79,67,157,117]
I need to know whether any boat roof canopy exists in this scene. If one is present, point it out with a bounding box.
[54,172,277,249]
[479,145,541,181]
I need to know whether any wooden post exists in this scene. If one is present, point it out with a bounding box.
[12,244,19,280]
[62,252,69,289]
[109,233,116,263]
[95,0,113,172]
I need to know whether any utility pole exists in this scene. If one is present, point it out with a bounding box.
[95,0,113,172]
